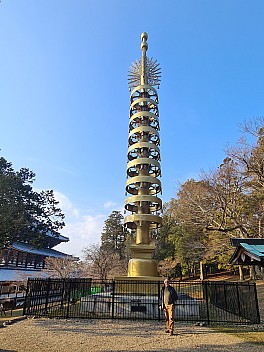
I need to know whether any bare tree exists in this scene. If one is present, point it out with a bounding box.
[227,118,264,237]
[158,257,178,278]
[45,257,81,279]
[228,118,264,189]
[82,244,126,282]
[201,158,248,236]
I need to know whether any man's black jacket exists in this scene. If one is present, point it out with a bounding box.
[160,285,178,309]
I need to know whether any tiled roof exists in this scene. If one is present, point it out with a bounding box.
[45,231,69,242]
[11,242,71,258]
[229,238,264,265]
[0,268,49,282]
[241,243,264,259]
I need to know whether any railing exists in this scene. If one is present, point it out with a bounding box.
[23,278,260,325]
[0,281,26,315]
[204,281,260,324]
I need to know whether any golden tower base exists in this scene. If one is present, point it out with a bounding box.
[127,240,159,276]
[128,258,158,276]
[115,242,163,294]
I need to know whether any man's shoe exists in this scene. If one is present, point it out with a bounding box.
[165,329,170,333]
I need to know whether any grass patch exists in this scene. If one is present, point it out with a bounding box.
[0,308,24,321]
[210,277,264,345]
[212,325,264,345]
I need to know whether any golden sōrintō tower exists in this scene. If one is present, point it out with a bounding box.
[125,32,162,277]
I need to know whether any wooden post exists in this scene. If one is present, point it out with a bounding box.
[239,265,244,281]
[200,261,204,281]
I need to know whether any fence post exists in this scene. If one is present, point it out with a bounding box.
[203,281,210,325]
[236,283,241,317]
[253,282,260,324]
[23,278,31,315]
[44,278,51,314]
[157,281,161,321]
[61,279,65,308]
[224,282,228,310]
[111,280,115,319]
[66,280,72,319]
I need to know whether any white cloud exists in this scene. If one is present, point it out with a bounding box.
[54,191,80,219]
[52,192,123,259]
[32,189,125,259]
[103,200,117,209]
[55,214,105,259]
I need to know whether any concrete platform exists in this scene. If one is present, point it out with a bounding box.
[80,292,200,319]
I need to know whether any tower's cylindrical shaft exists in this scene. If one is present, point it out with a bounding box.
[125,33,162,277]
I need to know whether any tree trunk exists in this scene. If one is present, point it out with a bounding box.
[200,261,204,281]
[179,266,183,281]
[188,265,191,279]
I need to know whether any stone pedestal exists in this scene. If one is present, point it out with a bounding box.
[126,239,159,277]
[128,258,158,277]
[114,276,164,294]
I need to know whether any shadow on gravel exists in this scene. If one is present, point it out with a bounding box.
[32,319,220,337]
[30,319,263,351]
[107,347,261,352]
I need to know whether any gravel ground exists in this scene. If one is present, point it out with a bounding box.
[0,318,263,352]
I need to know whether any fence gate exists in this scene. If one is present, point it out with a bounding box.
[24,278,260,324]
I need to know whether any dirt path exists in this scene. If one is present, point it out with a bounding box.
[0,318,263,352]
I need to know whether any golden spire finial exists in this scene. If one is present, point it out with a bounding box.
[141,32,148,51]
[128,32,161,89]
[140,32,148,85]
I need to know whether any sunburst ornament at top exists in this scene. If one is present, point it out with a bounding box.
[128,57,161,89]
[128,33,161,89]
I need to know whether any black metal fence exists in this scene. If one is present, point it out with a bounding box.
[23,278,260,325]
[0,281,26,315]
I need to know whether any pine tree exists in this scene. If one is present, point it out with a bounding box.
[100,210,128,259]
[0,156,65,247]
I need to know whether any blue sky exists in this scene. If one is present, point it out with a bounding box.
[1,1,264,258]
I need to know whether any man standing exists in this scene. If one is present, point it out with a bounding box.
[159,278,178,336]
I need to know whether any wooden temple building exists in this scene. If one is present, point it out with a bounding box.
[0,232,72,282]
[229,238,264,267]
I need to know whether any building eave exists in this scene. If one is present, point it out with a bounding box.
[229,238,264,266]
